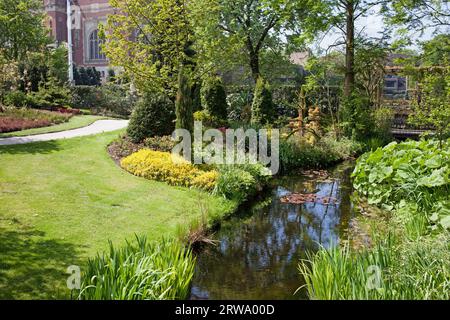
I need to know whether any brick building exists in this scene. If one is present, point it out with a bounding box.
[44,0,114,78]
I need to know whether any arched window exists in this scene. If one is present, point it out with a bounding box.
[88,30,106,61]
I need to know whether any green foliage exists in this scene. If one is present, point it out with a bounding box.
[27,78,71,109]
[143,135,176,153]
[71,84,137,117]
[48,46,69,85]
[251,77,274,125]
[227,90,253,123]
[103,0,194,96]
[175,67,194,133]
[214,167,256,202]
[74,66,101,86]
[4,91,29,107]
[107,68,116,83]
[78,236,195,300]
[201,76,228,120]
[299,233,450,300]
[382,0,449,35]
[340,92,372,141]
[127,92,175,143]
[352,139,450,231]
[193,110,227,128]
[371,106,394,146]
[279,136,361,172]
[0,0,50,61]
[408,67,450,144]
[214,163,271,202]
[190,0,328,81]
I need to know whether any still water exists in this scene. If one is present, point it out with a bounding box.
[190,161,357,300]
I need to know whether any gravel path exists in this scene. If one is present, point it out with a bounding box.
[0,119,129,146]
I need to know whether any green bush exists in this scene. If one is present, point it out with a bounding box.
[214,167,256,202]
[143,135,176,152]
[28,80,71,109]
[372,106,394,144]
[227,91,253,123]
[78,236,195,300]
[251,77,275,125]
[71,84,136,117]
[127,92,175,143]
[279,135,361,172]
[340,93,372,141]
[193,110,227,128]
[279,138,338,172]
[201,76,228,120]
[4,91,29,107]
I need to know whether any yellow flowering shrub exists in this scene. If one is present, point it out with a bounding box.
[121,149,220,191]
[191,170,219,192]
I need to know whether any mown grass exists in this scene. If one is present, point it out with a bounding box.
[0,115,106,137]
[0,130,235,299]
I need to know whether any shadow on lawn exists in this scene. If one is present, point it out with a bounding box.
[0,140,61,155]
[0,226,86,299]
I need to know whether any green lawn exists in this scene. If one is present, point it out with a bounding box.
[0,130,235,299]
[0,115,106,138]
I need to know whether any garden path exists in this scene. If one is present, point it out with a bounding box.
[0,119,128,146]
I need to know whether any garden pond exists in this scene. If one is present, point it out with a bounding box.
[190,161,362,300]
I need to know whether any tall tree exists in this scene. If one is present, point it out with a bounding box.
[0,0,49,60]
[191,0,329,82]
[103,0,194,96]
[318,0,384,97]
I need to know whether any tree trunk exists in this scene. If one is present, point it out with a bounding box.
[344,1,355,97]
[249,51,260,82]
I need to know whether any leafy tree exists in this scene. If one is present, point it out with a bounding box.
[102,0,194,96]
[382,0,450,35]
[48,45,69,85]
[409,67,450,146]
[0,0,50,60]
[190,0,329,82]
[354,39,389,106]
[251,77,274,125]
[0,51,19,107]
[201,76,228,120]
[316,0,385,97]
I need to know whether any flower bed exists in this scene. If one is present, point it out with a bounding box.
[0,108,73,133]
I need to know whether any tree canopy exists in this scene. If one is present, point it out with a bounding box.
[0,0,50,60]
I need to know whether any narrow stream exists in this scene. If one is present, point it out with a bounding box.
[190,161,357,300]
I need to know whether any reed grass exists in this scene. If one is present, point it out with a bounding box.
[298,233,450,300]
[78,236,195,300]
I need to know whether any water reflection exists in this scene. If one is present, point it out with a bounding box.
[190,162,356,300]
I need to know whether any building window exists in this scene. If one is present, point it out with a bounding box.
[88,29,106,61]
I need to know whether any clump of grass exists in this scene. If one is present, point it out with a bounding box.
[298,233,450,300]
[77,236,195,300]
[176,197,218,249]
